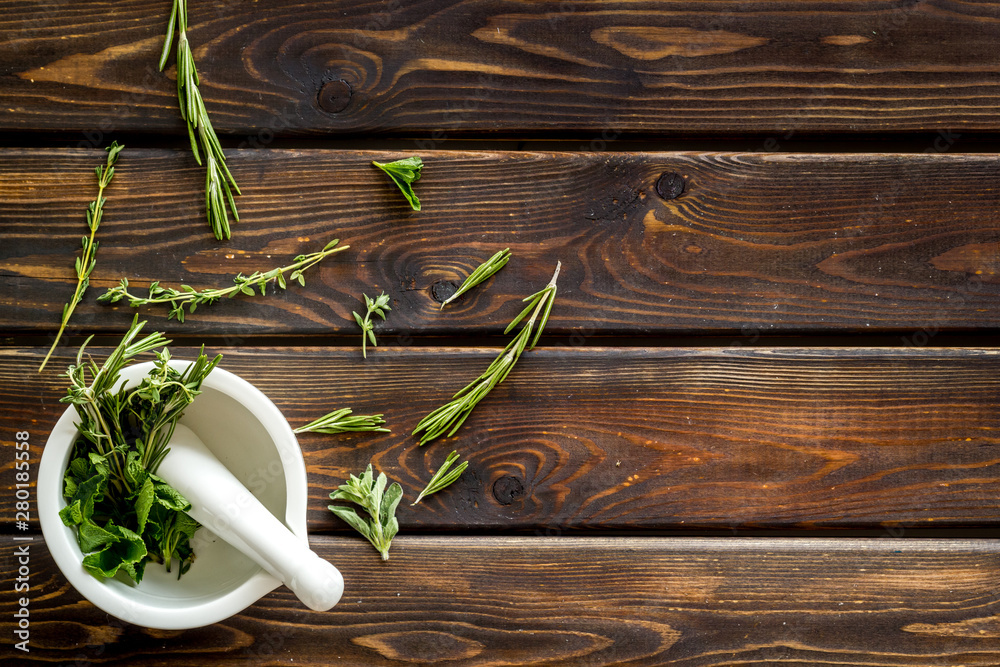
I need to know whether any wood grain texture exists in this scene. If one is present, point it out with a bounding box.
[4,535,1000,665]
[3,1,1000,135]
[5,345,1000,532]
[3,148,1000,337]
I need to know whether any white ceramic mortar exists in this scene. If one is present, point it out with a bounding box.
[37,361,313,629]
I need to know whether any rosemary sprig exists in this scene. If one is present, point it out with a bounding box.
[413,261,561,446]
[98,238,349,322]
[439,248,511,310]
[160,0,241,240]
[412,450,468,505]
[328,464,402,561]
[352,292,391,359]
[39,142,125,372]
[294,408,390,434]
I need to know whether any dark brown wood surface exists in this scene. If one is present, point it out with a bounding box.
[3,148,999,337]
[4,535,1000,666]
[5,345,1000,532]
[4,1,1000,664]
[3,1,1000,136]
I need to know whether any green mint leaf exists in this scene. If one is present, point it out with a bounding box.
[59,500,83,527]
[82,522,148,581]
[78,519,119,553]
[154,482,191,512]
[135,477,155,535]
[372,157,423,211]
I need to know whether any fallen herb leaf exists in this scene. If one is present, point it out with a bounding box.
[372,157,423,210]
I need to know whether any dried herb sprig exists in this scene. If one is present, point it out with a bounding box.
[160,0,241,239]
[353,292,391,359]
[413,261,561,446]
[372,157,423,211]
[439,248,511,310]
[412,450,468,505]
[39,142,125,372]
[294,408,390,434]
[98,238,348,321]
[328,464,402,561]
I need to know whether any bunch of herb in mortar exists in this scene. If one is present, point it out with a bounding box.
[59,317,221,582]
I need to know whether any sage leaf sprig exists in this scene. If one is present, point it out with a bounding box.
[294,408,390,434]
[413,261,561,446]
[39,142,125,372]
[328,464,402,561]
[439,248,511,310]
[98,238,348,322]
[160,0,241,239]
[59,316,221,582]
[353,291,391,359]
[372,157,423,211]
[412,450,468,506]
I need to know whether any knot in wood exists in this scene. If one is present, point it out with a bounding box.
[430,280,458,303]
[655,172,685,200]
[492,475,525,506]
[317,80,353,113]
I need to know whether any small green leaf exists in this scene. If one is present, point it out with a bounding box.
[78,519,119,553]
[372,157,423,211]
[328,505,373,541]
[59,500,83,526]
[154,483,191,512]
[135,477,154,534]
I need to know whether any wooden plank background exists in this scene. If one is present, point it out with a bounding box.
[4,536,1000,666]
[4,345,1000,533]
[3,0,1000,664]
[3,148,999,337]
[2,1,1000,136]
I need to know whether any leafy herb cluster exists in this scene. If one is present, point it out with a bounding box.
[327,464,402,561]
[59,317,221,582]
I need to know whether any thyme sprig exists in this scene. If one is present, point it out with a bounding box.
[353,292,391,359]
[294,408,390,434]
[413,261,561,446]
[98,238,348,321]
[39,143,125,372]
[412,450,468,505]
[160,0,241,240]
[439,248,510,310]
[328,464,402,561]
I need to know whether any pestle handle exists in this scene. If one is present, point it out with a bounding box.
[156,424,344,612]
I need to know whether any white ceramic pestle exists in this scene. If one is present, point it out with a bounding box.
[156,424,344,612]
